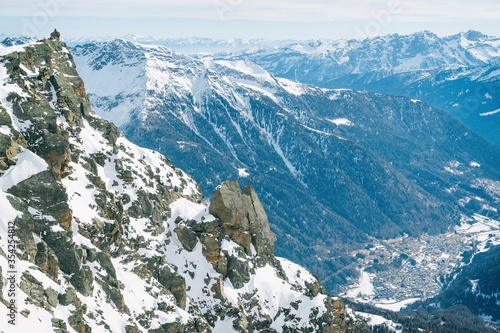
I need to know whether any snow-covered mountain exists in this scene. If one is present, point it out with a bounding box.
[225,31,500,78]
[64,35,296,55]
[72,39,500,298]
[214,31,500,145]
[0,36,361,332]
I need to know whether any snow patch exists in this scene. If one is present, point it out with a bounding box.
[327,118,353,126]
[0,149,49,191]
[170,198,215,222]
[344,270,375,299]
[470,161,481,168]
[237,168,249,178]
[277,78,306,95]
[480,109,500,117]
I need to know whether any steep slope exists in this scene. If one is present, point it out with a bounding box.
[0,36,356,332]
[72,40,500,293]
[220,31,500,145]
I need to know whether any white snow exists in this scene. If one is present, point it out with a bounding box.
[327,118,353,126]
[278,257,317,290]
[374,298,420,311]
[480,109,500,117]
[170,198,215,222]
[0,42,41,57]
[224,263,328,330]
[470,161,481,167]
[214,59,275,83]
[237,168,249,178]
[302,124,333,136]
[357,312,402,332]
[236,81,279,103]
[344,270,375,299]
[277,78,306,95]
[0,149,49,191]
[73,47,146,127]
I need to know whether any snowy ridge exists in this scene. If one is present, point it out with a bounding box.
[211,30,500,146]
[224,30,500,75]
[72,40,338,184]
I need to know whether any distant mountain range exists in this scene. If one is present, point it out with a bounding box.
[215,30,500,146]
[71,37,500,297]
[58,30,500,146]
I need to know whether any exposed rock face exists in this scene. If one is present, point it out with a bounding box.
[35,241,59,281]
[70,265,94,297]
[209,180,276,259]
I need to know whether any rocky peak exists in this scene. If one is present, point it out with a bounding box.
[50,29,61,40]
[209,180,276,259]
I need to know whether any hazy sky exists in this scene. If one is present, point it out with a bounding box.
[1,0,499,40]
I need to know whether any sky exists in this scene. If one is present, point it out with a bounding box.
[1,0,500,40]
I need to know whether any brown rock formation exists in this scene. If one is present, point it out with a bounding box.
[209,180,276,259]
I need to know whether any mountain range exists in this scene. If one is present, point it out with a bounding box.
[216,30,500,146]
[1,30,500,331]
[71,36,500,298]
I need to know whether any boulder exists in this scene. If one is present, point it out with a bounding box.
[174,225,198,251]
[227,254,250,289]
[156,266,187,309]
[58,287,77,306]
[35,241,59,281]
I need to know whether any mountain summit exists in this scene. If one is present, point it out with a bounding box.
[0,36,359,332]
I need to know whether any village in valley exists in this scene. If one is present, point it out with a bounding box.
[345,213,500,309]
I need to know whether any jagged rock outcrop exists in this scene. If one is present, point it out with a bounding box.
[0,35,356,332]
[209,180,277,259]
[178,180,279,288]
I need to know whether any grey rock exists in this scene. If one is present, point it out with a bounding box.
[95,251,117,279]
[8,170,72,231]
[156,266,187,309]
[50,29,61,40]
[35,241,59,281]
[58,287,77,306]
[174,225,198,251]
[44,231,82,275]
[20,272,57,311]
[209,180,276,259]
[51,318,69,333]
[70,265,94,297]
[45,288,59,307]
[227,255,250,289]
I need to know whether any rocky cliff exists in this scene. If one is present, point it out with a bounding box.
[0,35,362,332]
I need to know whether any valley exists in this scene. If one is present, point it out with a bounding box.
[344,214,500,309]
